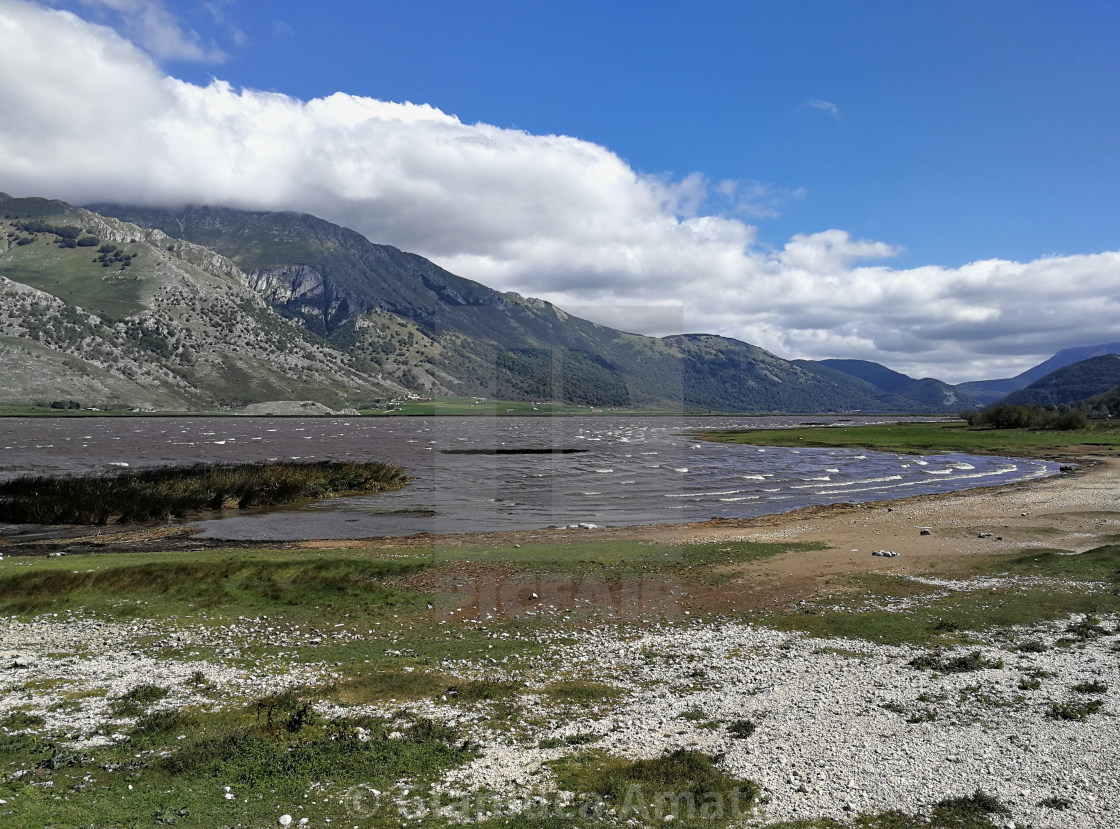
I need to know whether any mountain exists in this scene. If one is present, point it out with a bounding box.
[997,355,1120,409]
[957,342,1120,405]
[0,194,404,409]
[795,358,979,410]
[0,194,973,413]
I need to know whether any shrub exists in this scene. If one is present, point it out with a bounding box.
[909,650,1003,674]
[726,719,756,739]
[1046,699,1102,720]
[1072,680,1107,694]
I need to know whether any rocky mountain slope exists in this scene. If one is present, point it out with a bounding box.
[0,194,1000,412]
[80,202,969,413]
[0,195,405,409]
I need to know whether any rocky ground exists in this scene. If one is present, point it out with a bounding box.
[1,598,1116,827]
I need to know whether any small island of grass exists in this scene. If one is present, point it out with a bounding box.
[0,460,410,525]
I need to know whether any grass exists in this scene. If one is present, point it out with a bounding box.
[761,545,1120,647]
[552,748,761,828]
[0,459,410,524]
[421,537,822,579]
[1046,699,1103,720]
[0,233,145,318]
[540,680,626,706]
[0,486,1114,826]
[0,688,475,828]
[695,420,1120,457]
[110,683,169,717]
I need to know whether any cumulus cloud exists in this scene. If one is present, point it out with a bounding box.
[1,0,1118,383]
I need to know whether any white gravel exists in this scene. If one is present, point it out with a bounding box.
[1,598,1117,827]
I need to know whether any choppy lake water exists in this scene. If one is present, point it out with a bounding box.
[0,414,1057,537]
[0,415,1056,539]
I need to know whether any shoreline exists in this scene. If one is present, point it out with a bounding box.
[5,454,1115,571]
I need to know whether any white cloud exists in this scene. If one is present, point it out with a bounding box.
[65,0,226,61]
[803,98,840,116]
[1,0,1118,384]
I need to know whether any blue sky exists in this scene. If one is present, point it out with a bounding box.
[157,0,1120,269]
[1,0,1119,380]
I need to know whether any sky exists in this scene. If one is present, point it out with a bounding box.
[0,0,1118,383]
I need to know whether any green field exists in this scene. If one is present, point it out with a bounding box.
[0,233,146,318]
[695,420,1120,456]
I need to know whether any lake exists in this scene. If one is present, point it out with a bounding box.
[0,414,1057,540]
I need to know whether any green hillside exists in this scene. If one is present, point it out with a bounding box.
[999,355,1120,408]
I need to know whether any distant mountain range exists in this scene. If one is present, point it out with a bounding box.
[0,193,1114,414]
[955,342,1120,406]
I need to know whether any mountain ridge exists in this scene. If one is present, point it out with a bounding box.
[0,194,1097,414]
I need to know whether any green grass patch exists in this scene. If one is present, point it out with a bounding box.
[761,544,1120,646]
[422,538,820,579]
[1071,680,1108,694]
[994,546,1120,584]
[0,711,45,730]
[334,669,452,704]
[109,683,169,717]
[694,420,1120,457]
[0,460,410,524]
[538,733,602,749]
[0,549,430,621]
[541,680,626,706]
[764,578,1120,646]
[0,236,145,318]
[908,650,1004,674]
[445,679,524,703]
[552,748,761,828]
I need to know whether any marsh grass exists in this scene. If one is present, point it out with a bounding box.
[0,459,409,524]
